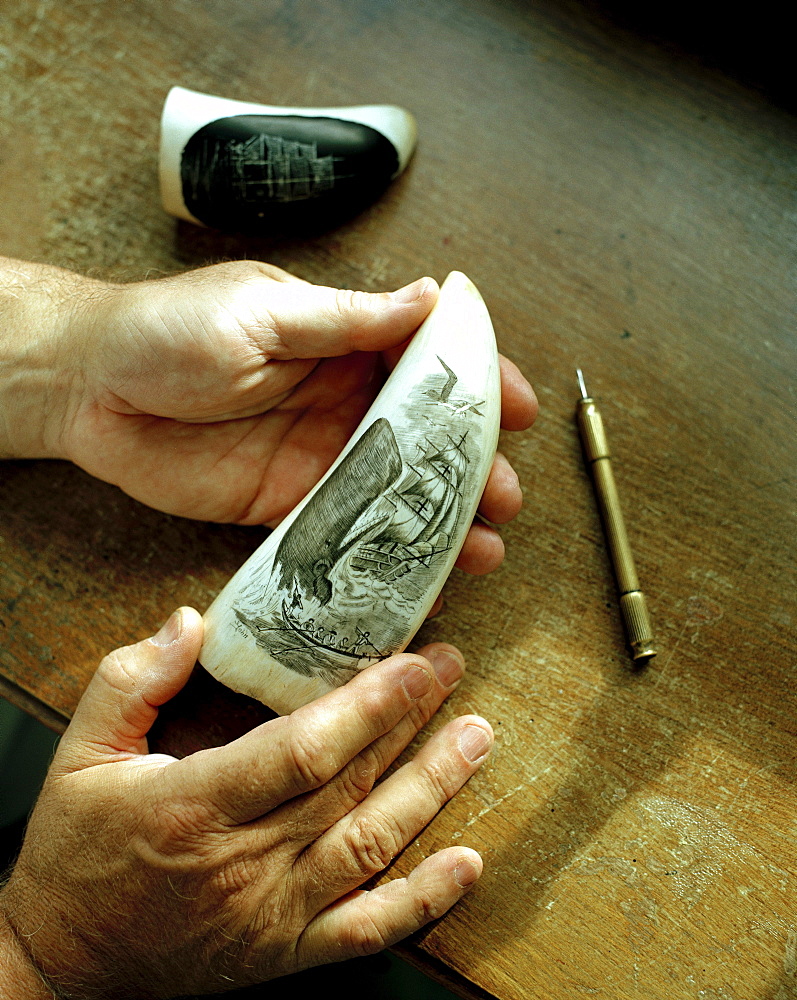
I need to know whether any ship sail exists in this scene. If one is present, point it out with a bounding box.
[400,432,467,545]
[349,429,469,578]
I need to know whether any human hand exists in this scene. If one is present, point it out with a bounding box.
[0,258,536,574]
[0,608,493,999]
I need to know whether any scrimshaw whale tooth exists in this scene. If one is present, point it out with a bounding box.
[159,86,417,233]
[199,271,501,715]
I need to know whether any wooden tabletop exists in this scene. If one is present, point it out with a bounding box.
[1,1,795,997]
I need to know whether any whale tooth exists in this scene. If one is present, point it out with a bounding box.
[199,271,501,715]
[159,86,417,234]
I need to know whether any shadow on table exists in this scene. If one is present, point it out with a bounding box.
[455,633,796,969]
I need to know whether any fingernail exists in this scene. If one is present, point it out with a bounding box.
[402,664,432,700]
[427,647,464,688]
[391,277,431,304]
[459,724,493,762]
[151,609,182,647]
[454,857,481,888]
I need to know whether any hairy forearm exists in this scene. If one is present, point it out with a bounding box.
[0,899,54,1000]
[0,256,96,460]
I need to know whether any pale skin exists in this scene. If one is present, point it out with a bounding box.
[0,256,537,998]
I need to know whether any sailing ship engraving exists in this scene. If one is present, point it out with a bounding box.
[198,270,501,714]
[231,358,482,685]
[183,130,342,211]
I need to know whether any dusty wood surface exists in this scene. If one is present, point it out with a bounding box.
[1,1,795,997]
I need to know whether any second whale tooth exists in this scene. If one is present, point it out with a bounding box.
[199,271,501,715]
[159,86,417,234]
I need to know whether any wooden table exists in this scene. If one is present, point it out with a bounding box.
[2,2,795,997]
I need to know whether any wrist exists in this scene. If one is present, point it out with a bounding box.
[0,894,55,1000]
[0,257,102,460]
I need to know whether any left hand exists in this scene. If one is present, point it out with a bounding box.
[0,608,492,998]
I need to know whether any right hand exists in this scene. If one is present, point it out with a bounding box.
[0,607,493,999]
[0,256,536,572]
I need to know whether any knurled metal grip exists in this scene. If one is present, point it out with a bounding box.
[620,591,656,661]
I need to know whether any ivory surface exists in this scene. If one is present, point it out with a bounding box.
[199,272,501,714]
[159,86,417,230]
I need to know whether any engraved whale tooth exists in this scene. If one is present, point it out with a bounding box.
[159,86,417,234]
[199,271,501,715]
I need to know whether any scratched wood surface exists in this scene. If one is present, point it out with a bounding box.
[1,1,796,997]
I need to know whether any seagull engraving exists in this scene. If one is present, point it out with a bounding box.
[424,357,485,416]
[425,356,458,403]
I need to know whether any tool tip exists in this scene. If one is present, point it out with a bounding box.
[576,368,588,399]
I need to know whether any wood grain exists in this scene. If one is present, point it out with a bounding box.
[1,1,795,997]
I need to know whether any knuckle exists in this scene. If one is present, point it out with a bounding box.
[333,288,375,337]
[413,885,446,924]
[405,698,434,734]
[336,754,379,807]
[144,796,209,855]
[97,646,138,695]
[240,259,285,282]
[421,758,462,804]
[342,911,391,957]
[285,726,335,791]
[353,684,397,733]
[196,751,261,827]
[334,287,362,315]
[343,812,402,877]
[137,775,218,862]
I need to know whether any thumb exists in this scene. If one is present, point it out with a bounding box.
[56,607,204,770]
[264,275,439,359]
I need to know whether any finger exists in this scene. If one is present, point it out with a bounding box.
[259,276,440,359]
[454,520,505,575]
[184,347,383,424]
[380,335,413,374]
[296,847,483,965]
[296,715,493,905]
[477,451,523,525]
[178,653,439,826]
[270,645,465,846]
[272,352,381,413]
[426,592,445,618]
[56,608,203,771]
[499,355,538,431]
